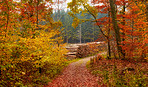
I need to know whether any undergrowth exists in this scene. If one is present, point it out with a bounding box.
[87,54,148,87]
[0,30,69,87]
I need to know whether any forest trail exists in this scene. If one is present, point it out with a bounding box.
[46,53,105,87]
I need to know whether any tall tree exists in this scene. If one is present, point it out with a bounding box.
[109,0,123,58]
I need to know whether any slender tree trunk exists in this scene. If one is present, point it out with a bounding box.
[57,0,60,20]
[79,24,82,44]
[109,0,123,58]
[57,0,60,47]
[107,8,111,59]
[36,0,39,28]
[112,40,117,59]
[107,37,111,58]
[67,37,68,43]
[131,13,134,58]
[121,1,126,59]
[66,29,69,43]
[36,0,41,73]
[93,24,95,42]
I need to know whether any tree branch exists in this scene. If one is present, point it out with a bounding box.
[83,5,108,38]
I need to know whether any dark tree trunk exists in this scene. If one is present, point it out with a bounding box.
[121,1,126,59]
[107,8,111,59]
[109,0,123,58]
[107,37,111,59]
[36,0,39,28]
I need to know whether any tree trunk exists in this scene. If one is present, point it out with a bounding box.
[107,8,111,59]
[93,24,95,42]
[67,36,69,43]
[109,0,123,58]
[131,13,134,58]
[107,37,111,59]
[36,0,39,28]
[145,1,148,58]
[57,0,60,20]
[79,24,82,44]
[121,1,126,59]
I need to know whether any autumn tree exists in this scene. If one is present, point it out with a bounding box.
[0,0,68,86]
[68,0,113,58]
[68,0,147,60]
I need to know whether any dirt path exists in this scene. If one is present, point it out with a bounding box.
[46,55,102,87]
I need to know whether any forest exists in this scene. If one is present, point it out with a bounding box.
[0,0,148,87]
[53,10,106,43]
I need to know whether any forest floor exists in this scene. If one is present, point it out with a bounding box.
[45,53,106,87]
[87,55,148,87]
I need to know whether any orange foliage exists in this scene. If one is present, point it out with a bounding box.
[91,0,147,59]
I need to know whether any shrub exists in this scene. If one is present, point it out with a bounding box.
[0,31,68,86]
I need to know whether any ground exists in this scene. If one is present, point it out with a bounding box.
[46,55,101,87]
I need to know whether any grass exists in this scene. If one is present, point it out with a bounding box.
[65,58,81,65]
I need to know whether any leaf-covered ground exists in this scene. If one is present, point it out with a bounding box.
[88,57,148,87]
[45,55,102,87]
